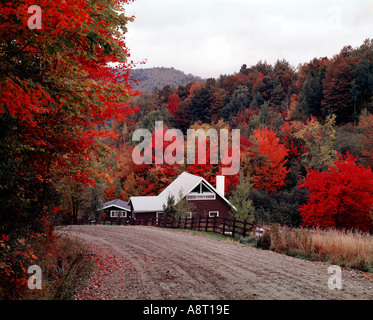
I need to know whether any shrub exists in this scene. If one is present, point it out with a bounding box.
[298,152,373,232]
[0,232,93,300]
[248,188,305,227]
[256,230,271,250]
[238,236,257,246]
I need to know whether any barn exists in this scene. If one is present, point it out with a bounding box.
[128,172,235,220]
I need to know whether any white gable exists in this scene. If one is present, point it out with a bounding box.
[158,172,203,203]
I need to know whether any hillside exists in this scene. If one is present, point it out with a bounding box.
[130,67,202,92]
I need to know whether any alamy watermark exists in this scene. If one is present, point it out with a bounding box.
[328,265,342,290]
[27,265,42,290]
[132,121,240,176]
[27,5,42,30]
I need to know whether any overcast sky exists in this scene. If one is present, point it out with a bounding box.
[124,0,373,79]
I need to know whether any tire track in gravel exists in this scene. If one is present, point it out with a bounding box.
[60,225,373,300]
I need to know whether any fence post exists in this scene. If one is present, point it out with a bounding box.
[164,216,168,228]
[232,217,236,238]
[222,218,226,235]
[198,217,201,231]
[191,217,194,230]
[243,219,247,238]
[205,216,209,232]
[184,217,187,229]
[213,216,216,233]
[177,216,181,229]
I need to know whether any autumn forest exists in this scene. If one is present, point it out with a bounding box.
[1,0,373,299]
[109,40,373,231]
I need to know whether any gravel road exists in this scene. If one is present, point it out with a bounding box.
[60,225,373,300]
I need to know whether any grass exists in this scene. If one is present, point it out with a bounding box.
[169,228,236,242]
[263,224,373,273]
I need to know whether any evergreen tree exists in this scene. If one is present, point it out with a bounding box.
[321,48,354,123]
[221,86,251,121]
[229,178,255,222]
[300,74,324,118]
[190,86,212,124]
[162,195,177,219]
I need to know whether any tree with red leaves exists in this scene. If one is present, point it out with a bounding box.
[0,0,137,221]
[165,93,180,116]
[298,152,373,232]
[0,0,137,298]
[251,127,290,194]
[0,0,137,185]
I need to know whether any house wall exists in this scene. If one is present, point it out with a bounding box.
[188,196,232,218]
[102,206,132,221]
[128,195,232,220]
[134,212,160,221]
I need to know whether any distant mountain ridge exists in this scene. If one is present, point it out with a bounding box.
[130,67,202,92]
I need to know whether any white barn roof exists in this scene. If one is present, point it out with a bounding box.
[128,196,165,213]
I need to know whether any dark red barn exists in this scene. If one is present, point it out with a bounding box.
[128,172,235,220]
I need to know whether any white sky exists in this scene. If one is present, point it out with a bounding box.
[124,0,373,78]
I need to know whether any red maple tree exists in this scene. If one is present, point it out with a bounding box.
[0,0,138,184]
[298,152,373,231]
[0,0,138,298]
[165,93,180,116]
[251,127,290,194]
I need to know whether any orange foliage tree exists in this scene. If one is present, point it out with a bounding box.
[251,127,290,194]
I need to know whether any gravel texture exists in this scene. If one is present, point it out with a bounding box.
[59,225,373,300]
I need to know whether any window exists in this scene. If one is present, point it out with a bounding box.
[110,210,127,218]
[209,211,219,217]
[186,193,216,200]
[188,182,216,200]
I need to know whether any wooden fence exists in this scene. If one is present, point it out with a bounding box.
[75,215,261,239]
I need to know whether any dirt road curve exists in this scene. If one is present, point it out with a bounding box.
[60,225,373,300]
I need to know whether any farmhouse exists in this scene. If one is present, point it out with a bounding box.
[128,172,235,220]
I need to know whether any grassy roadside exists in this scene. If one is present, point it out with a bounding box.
[174,228,236,242]
[246,224,373,273]
[23,233,95,300]
[165,225,373,273]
